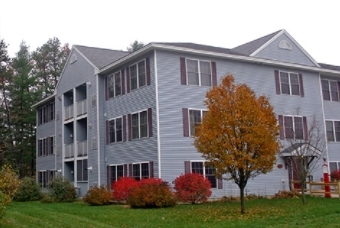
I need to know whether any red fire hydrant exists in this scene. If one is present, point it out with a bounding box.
[323,163,331,198]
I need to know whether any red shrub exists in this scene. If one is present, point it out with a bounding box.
[112,177,139,202]
[174,173,212,204]
[331,169,340,181]
[128,178,176,208]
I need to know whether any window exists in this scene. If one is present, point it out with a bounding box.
[77,159,88,182]
[326,120,340,142]
[274,70,304,96]
[187,161,217,188]
[186,59,212,86]
[128,109,152,140]
[38,170,56,188]
[131,162,152,181]
[108,117,123,143]
[130,60,146,91]
[278,115,307,140]
[180,57,217,86]
[322,79,339,101]
[108,164,126,188]
[38,136,55,156]
[38,102,55,125]
[106,71,122,99]
[183,109,207,137]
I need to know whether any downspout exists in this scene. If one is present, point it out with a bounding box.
[96,72,101,185]
[154,50,161,178]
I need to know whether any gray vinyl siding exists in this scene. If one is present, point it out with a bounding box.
[156,50,324,196]
[36,119,56,172]
[103,53,158,179]
[321,75,340,163]
[254,33,317,67]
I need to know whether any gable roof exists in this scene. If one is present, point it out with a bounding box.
[231,30,282,56]
[73,45,129,69]
[154,42,245,56]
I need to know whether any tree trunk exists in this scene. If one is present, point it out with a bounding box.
[240,186,246,214]
[301,181,306,204]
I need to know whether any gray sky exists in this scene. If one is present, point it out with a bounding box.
[1,0,339,65]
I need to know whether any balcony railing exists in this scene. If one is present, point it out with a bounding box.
[77,140,88,157]
[64,143,74,159]
[64,105,74,120]
[77,99,87,116]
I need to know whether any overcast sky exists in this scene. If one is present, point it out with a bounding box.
[1,0,339,65]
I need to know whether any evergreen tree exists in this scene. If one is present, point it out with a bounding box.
[32,38,70,98]
[127,40,145,52]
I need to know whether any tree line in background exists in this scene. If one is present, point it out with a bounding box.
[0,38,70,177]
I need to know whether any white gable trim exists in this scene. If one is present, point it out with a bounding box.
[250,30,284,57]
[250,30,320,67]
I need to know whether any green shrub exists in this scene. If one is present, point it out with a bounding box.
[83,186,112,206]
[47,176,76,202]
[40,194,53,203]
[0,164,21,198]
[0,191,11,219]
[13,177,41,202]
[128,178,176,208]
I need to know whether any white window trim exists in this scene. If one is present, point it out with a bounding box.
[279,71,300,96]
[322,79,339,101]
[325,119,340,142]
[188,108,207,137]
[131,109,149,139]
[109,164,126,181]
[190,160,217,188]
[129,59,146,91]
[107,71,122,99]
[282,115,304,140]
[132,162,150,179]
[186,58,212,86]
[108,116,123,144]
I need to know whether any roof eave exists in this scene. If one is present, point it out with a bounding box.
[99,43,340,76]
[31,93,56,108]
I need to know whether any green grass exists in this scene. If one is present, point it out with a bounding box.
[1,197,340,228]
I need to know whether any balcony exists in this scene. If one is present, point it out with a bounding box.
[64,105,74,121]
[77,99,87,117]
[64,143,74,159]
[77,140,88,157]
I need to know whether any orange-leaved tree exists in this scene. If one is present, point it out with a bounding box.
[194,74,280,214]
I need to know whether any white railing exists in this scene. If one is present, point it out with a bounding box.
[64,105,74,120]
[64,143,74,158]
[77,140,88,157]
[77,99,87,116]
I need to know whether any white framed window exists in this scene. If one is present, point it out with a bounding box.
[38,136,55,156]
[132,162,150,181]
[279,71,300,95]
[279,115,306,140]
[186,59,212,86]
[38,102,55,125]
[131,110,148,140]
[107,71,122,99]
[109,164,125,184]
[108,117,123,143]
[189,109,207,137]
[190,161,217,188]
[325,120,340,142]
[322,79,339,101]
[329,162,340,175]
[130,59,146,91]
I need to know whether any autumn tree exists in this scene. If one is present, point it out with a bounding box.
[194,75,280,214]
[280,112,325,204]
[127,40,145,52]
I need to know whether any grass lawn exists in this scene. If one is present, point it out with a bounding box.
[1,196,340,228]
